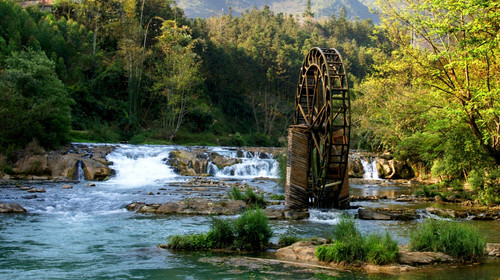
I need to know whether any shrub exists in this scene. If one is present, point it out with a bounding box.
[365,232,399,265]
[269,194,285,200]
[228,186,245,201]
[166,233,212,250]
[409,219,486,262]
[468,167,500,206]
[332,214,362,241]
[206,217,235,248]
[316,215,399,265]
[316,237,366,263]
[233,208,273,251]
[166,209,273,252]
[244,187,267,208]
[278,234,301,246]
[228,186,267,208]
[317,215,366,263]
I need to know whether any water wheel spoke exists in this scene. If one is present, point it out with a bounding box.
[291,47,350,209]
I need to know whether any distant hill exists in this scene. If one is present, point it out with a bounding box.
[175,0,380,23]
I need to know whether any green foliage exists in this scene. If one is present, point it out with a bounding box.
[228,186,267,208]
[332,214,362,241]
[206,217,235,248]
[276,154,287,188]
[166,233,213,250]
[269,194,285,200]
[413,185,441,198]
[316,215,399,265]
[278,234,301,246]
[468,167,500,206]
[233,208,273,251]
[166,209,272,252]
[228,186,245,201]
[409,219,486,263]
[365,232,399,265]
[0,49,73,150]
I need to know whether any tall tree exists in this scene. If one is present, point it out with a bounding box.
[377,0,500,164]
[154,20,204,141]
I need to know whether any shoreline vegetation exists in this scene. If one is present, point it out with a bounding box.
[160,211,497,273]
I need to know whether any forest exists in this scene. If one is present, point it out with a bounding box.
[0,0,498,203]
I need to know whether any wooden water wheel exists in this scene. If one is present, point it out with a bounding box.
[286,48,350,209]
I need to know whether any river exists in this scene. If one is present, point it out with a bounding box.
[1,144,499,279]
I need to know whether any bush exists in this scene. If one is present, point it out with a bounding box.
[166,209,272,252]
[278,234,301,246]
[316,237,366,263]
[468,167,500,206]
[228,186,267,208]
[409,219,486,262]
[365,233,399,265]
[166,233,212,250]
[316,215,399,265]
[233,208,273,251]
[206,217,235,248]
[269,194,285,200]
[0,50,73,150]
[317,215,365,263]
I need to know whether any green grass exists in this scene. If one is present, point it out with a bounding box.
[278,234,301,246]
[269,194,285,200]
[166,208,272,252]
[233,208,273,251]
[315,215,399,265]
[409,219,486,262]
[228,186,267,208]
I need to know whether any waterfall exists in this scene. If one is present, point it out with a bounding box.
[105,145,177,187]
[209,151,279,179]
[76,160,85,181]
[360,158,380,180]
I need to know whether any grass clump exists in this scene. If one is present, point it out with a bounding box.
[166,209,272,252]
[233,208,273,251]
[269,194,285,200]
[278,234,301,246]
[409,219,486,262]
[315,215,399,265]
[228,186,267,208]
[365,233,399,265]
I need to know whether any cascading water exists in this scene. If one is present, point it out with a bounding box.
[360,158,380,180]
[105,144,178,187]
[75,160,85,181]
[208,151,279,179]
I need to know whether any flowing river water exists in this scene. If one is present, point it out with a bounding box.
[1,144,499,279]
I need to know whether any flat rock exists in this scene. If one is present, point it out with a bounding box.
[127,199,247,215]
[486,243,500,257]
[62,184,73,189]
[358,208,419,220]
[399,250,455,265]
[0,202,27,213]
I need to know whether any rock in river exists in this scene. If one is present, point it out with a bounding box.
[358,208,419,221]
[0,202,27,213]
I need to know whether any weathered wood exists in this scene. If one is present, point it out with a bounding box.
[287,47,350,210]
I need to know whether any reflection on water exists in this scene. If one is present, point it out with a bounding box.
[0,144,499,279]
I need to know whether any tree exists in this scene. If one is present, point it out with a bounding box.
[377,0,500,164]
[303,0,314,18]
[153,20,204,141]
[0,50,73,149]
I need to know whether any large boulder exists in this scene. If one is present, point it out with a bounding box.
[167,149,239,176]
[375,158,414,179]
[0,202,27,213]
[276,240,326,263]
